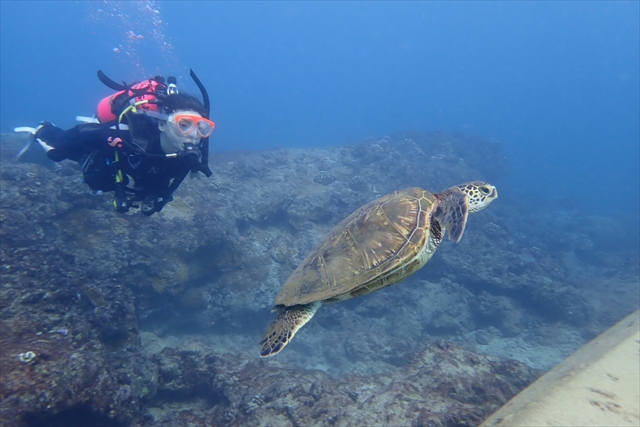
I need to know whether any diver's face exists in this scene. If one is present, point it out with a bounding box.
[158,110,202,154]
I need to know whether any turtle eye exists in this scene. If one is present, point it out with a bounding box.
[480,186,491,194]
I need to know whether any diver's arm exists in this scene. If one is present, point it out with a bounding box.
[45,125,127,162]
[139,165,190,216]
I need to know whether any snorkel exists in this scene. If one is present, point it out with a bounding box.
[189,69,213,177]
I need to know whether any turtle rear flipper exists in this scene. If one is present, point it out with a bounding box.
[433,191,469,243]
[259,301,322,357]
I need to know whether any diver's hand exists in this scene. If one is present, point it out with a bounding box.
[113,196,134,214]
[140,195,173,216]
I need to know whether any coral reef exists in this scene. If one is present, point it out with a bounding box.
[1,131,637,426]
[144,340,540,426]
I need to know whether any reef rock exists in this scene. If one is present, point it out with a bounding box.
[1,130,637,426]
[144,341,540,426]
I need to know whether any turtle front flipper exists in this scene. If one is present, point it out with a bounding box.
[259,301,322,357]
[433,190,469,243]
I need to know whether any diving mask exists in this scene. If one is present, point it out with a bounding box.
[168,114,215,138]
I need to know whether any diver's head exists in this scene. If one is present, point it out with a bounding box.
[157,93,213,154]
[158,109,215,154]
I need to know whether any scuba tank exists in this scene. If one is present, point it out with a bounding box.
[96,74,168,124]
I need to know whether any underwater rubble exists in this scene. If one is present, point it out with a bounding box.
[1,131,638,426]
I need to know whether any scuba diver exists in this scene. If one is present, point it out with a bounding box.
[15,70,214,216]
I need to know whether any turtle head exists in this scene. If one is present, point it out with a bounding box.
[454,182,498,213]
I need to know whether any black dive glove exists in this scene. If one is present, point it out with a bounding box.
[141,195,173,216]
[113,196,136,214]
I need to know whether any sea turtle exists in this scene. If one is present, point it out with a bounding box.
[259,182,498,357]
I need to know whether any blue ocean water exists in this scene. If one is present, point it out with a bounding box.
[1,4,639,424]
[1,1,638,216]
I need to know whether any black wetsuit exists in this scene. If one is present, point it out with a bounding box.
[38,123,192,215]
